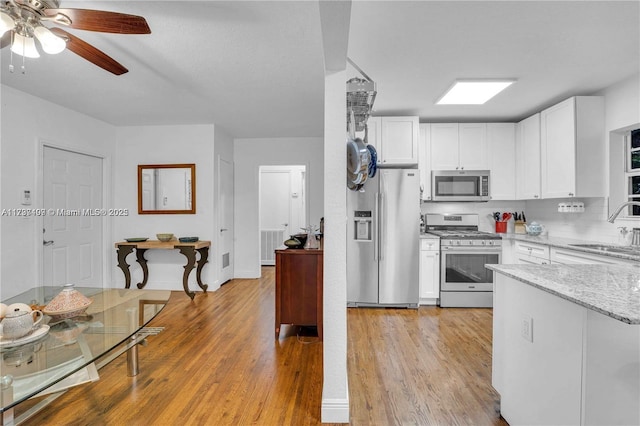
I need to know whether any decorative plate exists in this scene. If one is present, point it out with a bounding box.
[125,237,148,242]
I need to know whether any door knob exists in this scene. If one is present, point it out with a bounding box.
[43,240,54,246]
[220,228,228,232]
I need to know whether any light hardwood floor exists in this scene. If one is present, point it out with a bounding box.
[20,267,507,425]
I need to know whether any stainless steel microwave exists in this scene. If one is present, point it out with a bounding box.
[431,170,490,202]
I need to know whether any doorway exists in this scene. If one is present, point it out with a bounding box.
[42,146,103,287]
[259,165,307,265]
[218,157,234,284]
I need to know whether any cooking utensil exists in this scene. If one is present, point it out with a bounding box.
[366,144,378,178]
[502,212,512,221]
[346,137,370,174]
[522,211,526,222]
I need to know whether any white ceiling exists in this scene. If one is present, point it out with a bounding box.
[1,1,638,138]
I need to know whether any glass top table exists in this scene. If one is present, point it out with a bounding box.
[0,286,170,424]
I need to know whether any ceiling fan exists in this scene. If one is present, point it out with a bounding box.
[0,0,150,75]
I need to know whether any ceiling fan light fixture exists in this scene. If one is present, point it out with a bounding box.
[0,10,15,35]
[34,25,66,54]
[436,80,515,105]
[11,33,41,58]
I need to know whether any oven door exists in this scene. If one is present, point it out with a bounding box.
[440,246,500,291]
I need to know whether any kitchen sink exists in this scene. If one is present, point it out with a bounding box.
[568,243,639,254]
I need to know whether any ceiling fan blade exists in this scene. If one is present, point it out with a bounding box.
[50,27,128,75]
[45,9,151,34]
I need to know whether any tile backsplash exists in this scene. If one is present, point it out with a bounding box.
[422,197,637,245]
[524,197,634,245]
[421,200,526,234]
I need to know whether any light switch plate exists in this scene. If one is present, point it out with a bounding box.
[22,189,32,205]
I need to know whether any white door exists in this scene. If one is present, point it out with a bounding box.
[259,165,306,265]
[218,157,234,284]
[43,147,103,287]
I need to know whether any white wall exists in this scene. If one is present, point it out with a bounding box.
[0,85,116,299]
[113,125,217,291]
[321,69,350,423]
[233,137,324,278]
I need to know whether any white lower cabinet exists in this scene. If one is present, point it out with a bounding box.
[493,274,640,425]
[550,248,636,266]
[506,240,637,266]
[514,241,549,265]
[419,238,440,305]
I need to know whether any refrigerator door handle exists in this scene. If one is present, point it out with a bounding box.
[379,192,385,261]
[374,192,379,261]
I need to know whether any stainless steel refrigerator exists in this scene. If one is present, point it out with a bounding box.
[347,168,420,307]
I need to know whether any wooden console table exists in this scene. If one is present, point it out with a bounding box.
[275,249,323,340]
[115,240,210,300]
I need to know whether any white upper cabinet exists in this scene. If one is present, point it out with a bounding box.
[430,123,459,170]
[540,96,605,199]
[458,123,488,170]
[418,123,432,200]
[516,113,542,200]
[365,116,381,152]
[487,123,516,200]
[430,123,488,170]
[368,116,419,165]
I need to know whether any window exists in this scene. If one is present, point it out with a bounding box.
[626,129,640,217]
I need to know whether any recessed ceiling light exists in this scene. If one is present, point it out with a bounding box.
[436,80,515,105]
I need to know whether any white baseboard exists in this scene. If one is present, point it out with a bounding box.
[321,397,349,423]
[233,269,261,279]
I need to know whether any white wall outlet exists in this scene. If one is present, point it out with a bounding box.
[521,314,533,342]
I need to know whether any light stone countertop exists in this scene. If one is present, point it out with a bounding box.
[420,233,440,239]
[501,233,640,263]
[487,263,640,324]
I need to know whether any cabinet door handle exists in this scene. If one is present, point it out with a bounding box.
[568,192,574,196]
[534,195,539,198]
[43,239,54,246]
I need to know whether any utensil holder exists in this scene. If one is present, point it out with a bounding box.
[495,221,507,234]
[514,221,526,234]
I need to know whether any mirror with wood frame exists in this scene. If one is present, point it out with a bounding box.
[138,164,196,214]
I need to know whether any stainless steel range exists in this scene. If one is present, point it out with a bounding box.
[425,213,501,308]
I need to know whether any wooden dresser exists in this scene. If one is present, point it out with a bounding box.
[275,249,323,340]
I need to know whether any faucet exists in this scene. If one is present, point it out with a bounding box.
[632,228,640,247]
[607,201,640,223]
